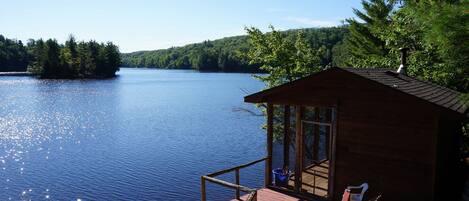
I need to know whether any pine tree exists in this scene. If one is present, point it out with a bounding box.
[43,39,61,77]
[344,0,396,67]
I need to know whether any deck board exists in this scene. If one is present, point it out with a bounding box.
[288,161,329,197]
[302,161,329,197]
[231,188,299,201]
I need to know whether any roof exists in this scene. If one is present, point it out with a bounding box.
[245,67,468,116]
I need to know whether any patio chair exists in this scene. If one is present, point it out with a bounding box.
[341,183,369,201]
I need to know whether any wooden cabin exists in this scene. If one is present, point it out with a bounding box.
[201,67,467,201]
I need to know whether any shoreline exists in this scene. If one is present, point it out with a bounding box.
[0,72,32,76]
[120,66,266,74]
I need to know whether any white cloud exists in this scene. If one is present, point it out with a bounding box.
[284,17,339,27]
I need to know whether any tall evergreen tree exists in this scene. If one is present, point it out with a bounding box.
[43,39,61,77]
[64,35,79,75]
[344,0,396,67]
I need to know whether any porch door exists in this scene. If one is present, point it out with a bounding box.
[301,107,333,197]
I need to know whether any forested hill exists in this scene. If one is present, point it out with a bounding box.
[121,27,348,72]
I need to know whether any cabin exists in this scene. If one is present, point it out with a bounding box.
[201,54,468,201]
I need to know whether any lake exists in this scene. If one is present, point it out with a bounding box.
[0,68,266,201]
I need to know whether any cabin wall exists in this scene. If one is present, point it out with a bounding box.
[434,117,465,201]
[334,93,439,201]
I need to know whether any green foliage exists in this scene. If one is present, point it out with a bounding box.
[338,0,396,68]
[245,25,324,87]
[402,0,469,92]
[0,35,29,71]
[342,0,469,92]
[121,27,348,73]
[27,36,121,78]
[246,26,338,141]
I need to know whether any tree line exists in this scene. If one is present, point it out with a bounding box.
[0,35,121,78]
[121,27,348,72]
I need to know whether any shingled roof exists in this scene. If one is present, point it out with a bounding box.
[343,68,467,115]
[245,67,468,116]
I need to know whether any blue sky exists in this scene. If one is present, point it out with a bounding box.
[0,0,362,53]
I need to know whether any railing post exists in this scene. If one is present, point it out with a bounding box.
[201,176,206,201]
[313,170,316,195]
[235,168,240,199]
[265,103,273,187]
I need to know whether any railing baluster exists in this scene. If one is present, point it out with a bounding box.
[201,176,206,201]
[235,168,240,200]
[313,170,316,195]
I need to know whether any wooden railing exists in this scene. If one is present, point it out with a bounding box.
[201,157,267,201]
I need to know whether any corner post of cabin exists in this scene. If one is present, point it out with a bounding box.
[294,106,304,193]
[265,103,274,187]
[283,105,290,168]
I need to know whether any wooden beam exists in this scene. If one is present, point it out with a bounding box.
[283,105,291,168]
[266,103,274,187]
[294,106,304,193]
[328,106,338,198]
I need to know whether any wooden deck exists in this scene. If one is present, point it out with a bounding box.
[231,188,299,201]
[301,161,329,197]
[288,161,329,197]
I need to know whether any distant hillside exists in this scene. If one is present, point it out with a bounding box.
[121,27,348,72]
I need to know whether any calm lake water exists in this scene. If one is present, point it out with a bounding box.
[0,68,266,201]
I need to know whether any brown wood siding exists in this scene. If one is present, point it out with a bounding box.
[434,117,465,201]
[328,72,439,201]
[334,98,438,201]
